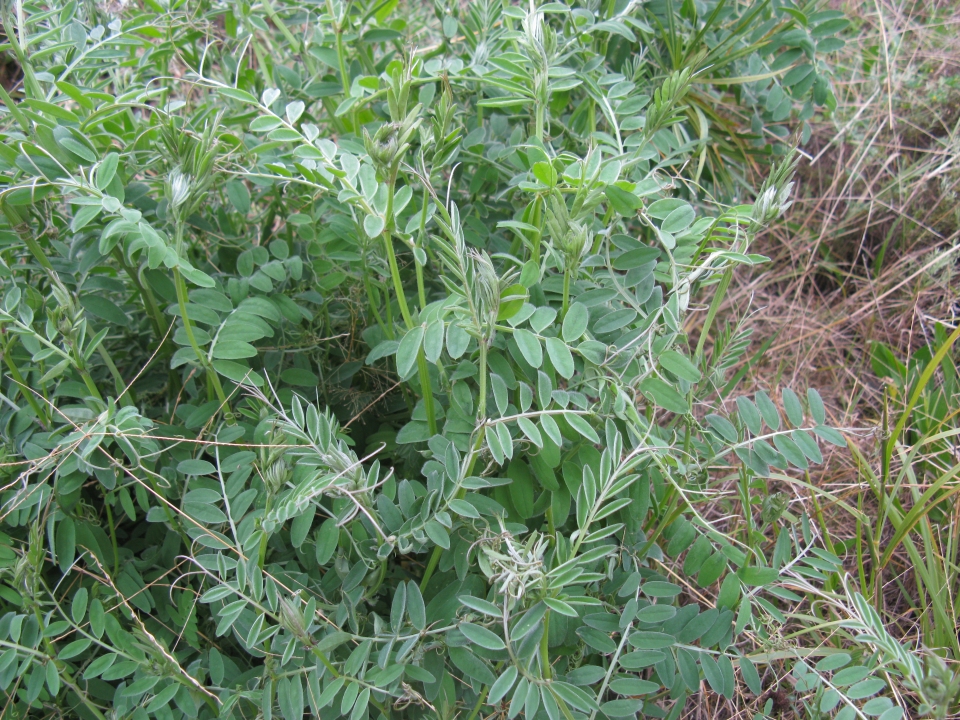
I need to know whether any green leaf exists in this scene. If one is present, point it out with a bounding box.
[697,552,728,587]
[577,626,617,653]
[773,433,808,469]
[639,377,689,414]
[423,321,445,364]
[315,631,353,653]
[562,303,589,341]
[594,308,637,334]
[737,566,779,586]
[80,295,129,326]
[815,425,846,447]
[58,135,98,162]
[363,214,385,238]
[642,581,682,597]
[545,337,574,379]
[705,414,738,443]
[178,459,215,475]
[565,413,600,443]
[659,350,701,382]
[448,646,496,684]
[736,396,763,435]
[740,656,762,695]
[226,180,251,215]
[609,678,660,695]
[507,459,535,519]
[448,499,480,519]
[807,388,826,425]
[613,246,659,270]
[459,595,501,616]
[635,605,677,623]
[755,391,781,430]
[816,654,852,672]
[514,328,543,368]
[96,152,120,190]
[601,699,643,717]
[499,284,529,321]
[489,665,518,704]
[605,185,642,215]
[458,622,505,650]
[396,325,424,377]
[406,582,426,630]
[629,632,675,650]
[424,519,450,549]
[845,678,886,700]
[782,388,804,426]
[532,161,557,187]
[793,430,823,463]
[315,519,339,564]
[661,203,695,234]
[700,653,724,693]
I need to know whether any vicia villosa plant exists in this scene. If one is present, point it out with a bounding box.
[0,0,906,719]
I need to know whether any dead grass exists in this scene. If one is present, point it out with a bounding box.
[693,0,960,713]
[718,0,960,497]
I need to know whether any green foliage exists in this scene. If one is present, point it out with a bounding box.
[0,0,876,718]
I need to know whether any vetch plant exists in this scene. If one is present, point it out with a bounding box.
[0,0,866,718]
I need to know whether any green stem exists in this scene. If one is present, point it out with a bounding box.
[333,23,358,133]
[416,352,438,436]
[76,362,104,403]
[19,231,56,274]
[419,341,487,590]
[540,609,552,679]
[531,197,543,263]
[112,248,168,341]
[415,252,427,311]
[413,188,429,335]
[173,267,232,420]
[534,100,545,144]
[258,497,272,570]
[105,501,120,577]
[591,207,613,255]
[97,345,134,407]
[737,464,754,551]
[561,266,571,321]
[382,177,437,435]
[0,79,29,132]
[2,339,48,426]
[465,685,490,720]
[477,339,488,420]
[694,266,733,360]
[362,272,390,339]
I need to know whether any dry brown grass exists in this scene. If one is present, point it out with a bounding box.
[711,0,960,498]
[681,2,960,714]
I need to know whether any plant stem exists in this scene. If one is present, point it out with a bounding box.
[382,176,437,434]
[419,340,487,590]
[362,263,390,339]
[112,248,168,341]
[540,609,552,679]
[76,361,104,404]
[694,266,733,360]
[534,100,545,144]
[2,338,48,426]
[97,345,134,407]
[173,267,232,421]
[561,266,571,320]
[531,196,543,263]
[105,501,120,577]
[415,186,431,310]
[464,685,490,720]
